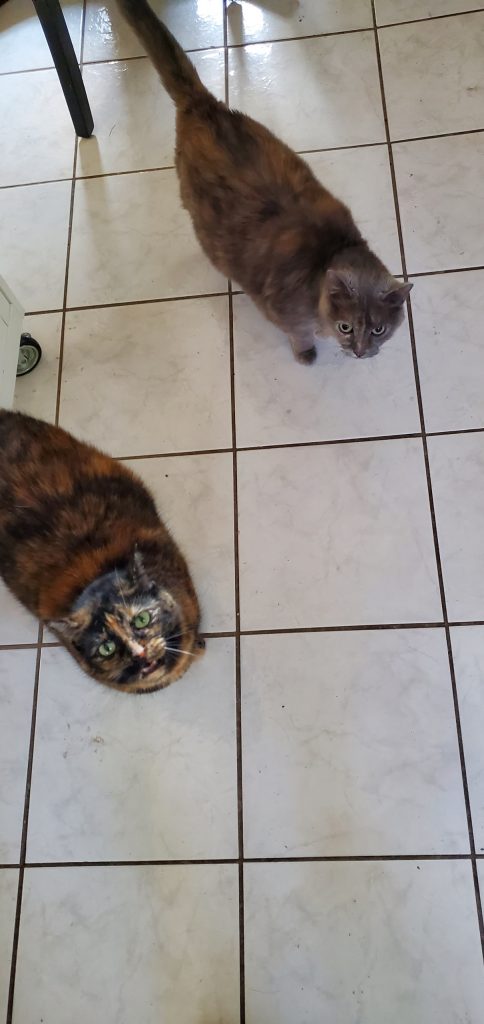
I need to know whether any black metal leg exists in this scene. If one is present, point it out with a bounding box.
[32,0,94,138]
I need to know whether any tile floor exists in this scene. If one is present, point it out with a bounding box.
[1,0,484,1021]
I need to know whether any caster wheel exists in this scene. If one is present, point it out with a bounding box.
[17,334,42,377]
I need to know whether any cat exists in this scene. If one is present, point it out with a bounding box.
[0,411,204,693]
[116,0,412,363]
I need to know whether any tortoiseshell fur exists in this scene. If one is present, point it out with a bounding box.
[0,412,203,693]
[116,0,412,361]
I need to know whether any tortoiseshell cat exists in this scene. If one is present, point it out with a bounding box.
[117,0,412,362]
[0,411,203,693]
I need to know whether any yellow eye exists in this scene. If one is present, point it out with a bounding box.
[371,324,385,336]
[98,640,116,658]
[133,610,151,630]
[337,322,353,335]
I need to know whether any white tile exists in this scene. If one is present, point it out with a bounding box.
[125,454,235,632]
[14,312,62,423]
[59,297,231,456]
[0,582,38,647]
[429,433,484,621]
[0,0,82,73]
[376,0,481,25]
[237,439,441,630]
[0,870,18,1019]
[244,861,484,1024]
[228,33,385,152]
[242,629,466,857]
[452,626,484,853]
[0,181,71,312]
[67,169,226,307]
[304,146,402,276]
[227,0,372,43]
[14,864,239,1024]
[412,270,484,433]
[234,296,417,447]
[380,13,484,140]
[78,49,225,177]
[0,69,75,188]
[28,641,237,861]
[0,650,36,864]
[84,0,224,62]
[394,134,484,274]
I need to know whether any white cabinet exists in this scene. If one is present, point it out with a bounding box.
[0,276,24,408]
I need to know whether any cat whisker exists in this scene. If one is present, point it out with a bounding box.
[165,645,195,658]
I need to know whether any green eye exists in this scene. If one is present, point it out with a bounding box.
[133,610,152,630]
[98,640,117,658]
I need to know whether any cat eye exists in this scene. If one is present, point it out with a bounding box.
[98,640,117,658]
[371,324,385,336]
[133,610,152,630]
[337,322,353,335]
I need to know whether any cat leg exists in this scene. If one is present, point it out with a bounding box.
[289,333,317,365]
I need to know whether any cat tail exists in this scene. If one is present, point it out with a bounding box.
[116,0,208,106]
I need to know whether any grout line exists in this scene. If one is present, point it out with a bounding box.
[75,164,176,182]
[119,447,233,462]
[54,0,89,427]
[298,140,386,155]
[6,632,42,1024]
[371,0,484,961]
[3,853,478,869]
[223,8,244,1021]
[5,126,484,193]
[5,4,90,1015]
[377,7,484,30]
[53,174,77,425]
[0,176,73,191]
[24,858,238,868]
[0,64,56,76]
[0,4,482,78]
[20,264,484,318]
[4,126,484,193]
[409,264,484,279]
[0,643,40,652]
[243,853,473,863]
[117,435,423,463]
[61,290,229,314]
[239,622,444,636]
[236,433,422,452]
[392,126,484,146]
[226,6,484,48]
[82,43,220,67]
[5,621,484,656]
[427,427,484,438]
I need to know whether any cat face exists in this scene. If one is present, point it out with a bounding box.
[49,554,204,693]
[320,266,413,359]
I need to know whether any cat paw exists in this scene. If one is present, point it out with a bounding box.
[296,346,317,365]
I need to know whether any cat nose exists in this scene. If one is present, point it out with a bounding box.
[130,640,146,658]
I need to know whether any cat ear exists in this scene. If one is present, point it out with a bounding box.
[382,281,413,307]
[48,612,88,641]
[130,548,151,589]
[325,267,357,298]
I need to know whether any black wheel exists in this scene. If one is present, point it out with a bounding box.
[17,334,42,377]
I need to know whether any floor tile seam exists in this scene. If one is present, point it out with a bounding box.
[6,5,91,1018]
[225,9,484,50]
[18,263,484,321]
[6,126,484,195]
[1,853,479,870]
[371,0,484,958]
[223,7,245,1019]
[1,4,483,79]
[5,635,42,1024]
[5,621,484,655]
